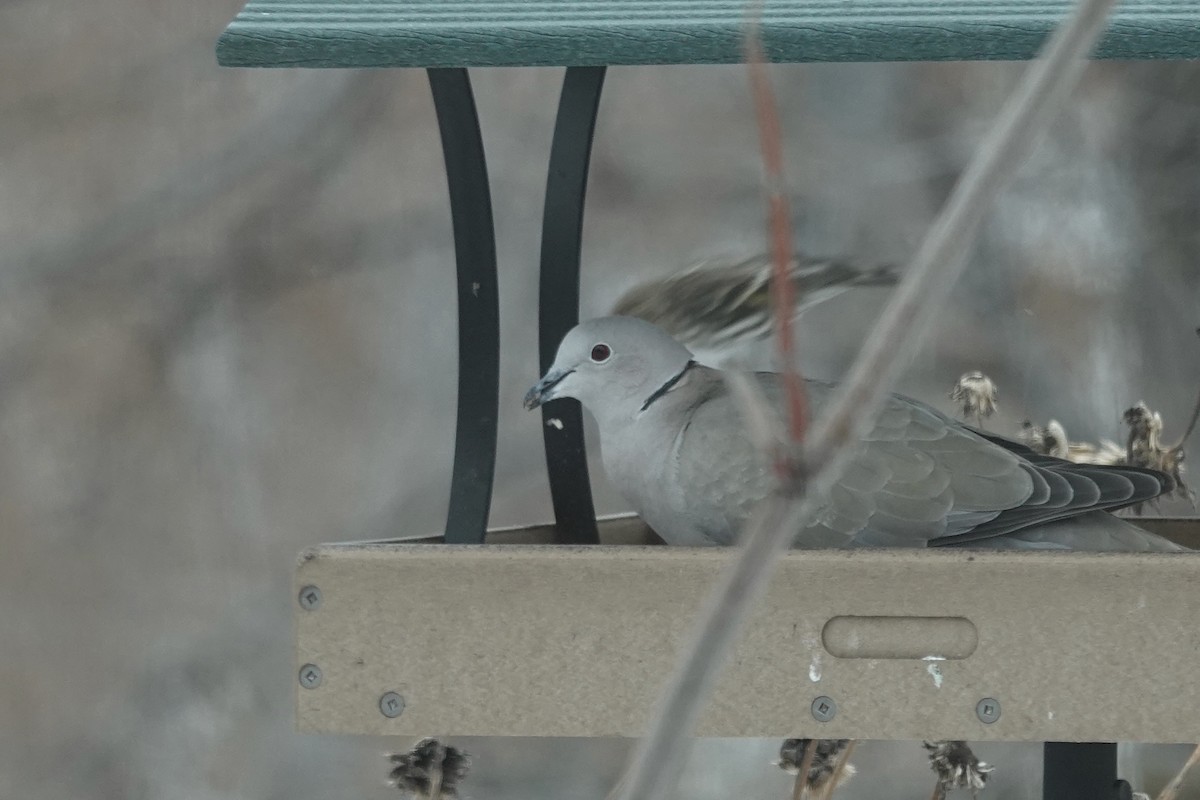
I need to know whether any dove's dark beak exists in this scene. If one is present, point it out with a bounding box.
[523,368,574,410]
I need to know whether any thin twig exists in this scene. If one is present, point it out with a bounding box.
[606,494,819,800]
[744,3,809,444]
[427,753,445,800]
[1167,328,1200,452]
[726,371,784,457]
[1171,388,1200,453]
[814,740,857,800]
[605,2,1119,799]
[791,738,820,800]
[1155,744,1200,800]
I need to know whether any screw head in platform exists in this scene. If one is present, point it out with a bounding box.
[298,663,323,689]
[976,697,1001,724]
[379,691,406,718]
[811,695,837,722]
[298,585,322,611]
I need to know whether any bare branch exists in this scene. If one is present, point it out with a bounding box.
[813,740,857,800]
[606,493,820,800]
[791,738,819,800]
[725,371,784,458]
[607,2,1119,799]
[1167,327,1200,452]
[1155,743,1200,800]
[1172,388,1200,454]
[744,4,809,443]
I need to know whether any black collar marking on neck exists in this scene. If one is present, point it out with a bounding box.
[640,360,697,412]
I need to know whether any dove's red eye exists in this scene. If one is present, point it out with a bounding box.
[590,343,612,363]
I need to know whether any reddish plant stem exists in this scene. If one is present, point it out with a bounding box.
[745,21,809,444]
[607,2,1118,800]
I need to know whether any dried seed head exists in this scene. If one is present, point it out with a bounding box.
[387,738,470,798]
[1122,401,1193,508]
[1020,419,1125,466]
[1020,420,1051,455]
[924,740,994,793]
[949,371,998,428]
[1066,437,1126,466]
[777,738,856,790]
[1020,419,1068,459]
[1124,402,1165,467]
[1043,420,1069,459]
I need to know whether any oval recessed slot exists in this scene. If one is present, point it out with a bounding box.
[821,616,978,660]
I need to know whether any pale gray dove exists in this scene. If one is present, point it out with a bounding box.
[524,316,1184,552]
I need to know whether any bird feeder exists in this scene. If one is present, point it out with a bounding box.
[216,3,1200,798]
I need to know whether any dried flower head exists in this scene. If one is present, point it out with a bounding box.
[387,738,470,798]
[1020,419,1067,458]
[1123,401,1194,509]
[1065,437,1126,466]
[950,372,997,429]
[1020,419,1124,465]
[777,738,856,792]
[924,740,993,798]
[1124,402,1164,466]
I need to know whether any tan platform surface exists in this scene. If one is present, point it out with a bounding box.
[294,516,1200,741]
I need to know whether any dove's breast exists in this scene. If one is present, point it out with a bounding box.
[661,392,774,545]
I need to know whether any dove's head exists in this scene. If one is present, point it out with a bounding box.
[524,317,695,421]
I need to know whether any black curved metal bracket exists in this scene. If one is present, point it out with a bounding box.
[428,68,500,545]
[537,66,607,545]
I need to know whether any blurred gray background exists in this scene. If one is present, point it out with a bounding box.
[3,1,1198,798]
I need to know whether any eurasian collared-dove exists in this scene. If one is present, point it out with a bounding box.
[525,316,1184,552]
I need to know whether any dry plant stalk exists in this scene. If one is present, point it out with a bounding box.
[1173,327,1200,453]
[727,370,786,457]
[744,6,808,444]
[1155,743,1200,800]
[606,2,1120,799]
[1174,388,1200,453]
[813,740,857,800]
[1126,328,1200,505]
[788,738,819,800]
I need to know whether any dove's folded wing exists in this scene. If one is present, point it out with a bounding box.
[671,372,1170,549]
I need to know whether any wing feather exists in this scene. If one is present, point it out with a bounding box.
[670,371,1170,550]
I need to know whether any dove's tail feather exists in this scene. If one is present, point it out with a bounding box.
[946,510,1188,552]
[933,429,1173,546]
